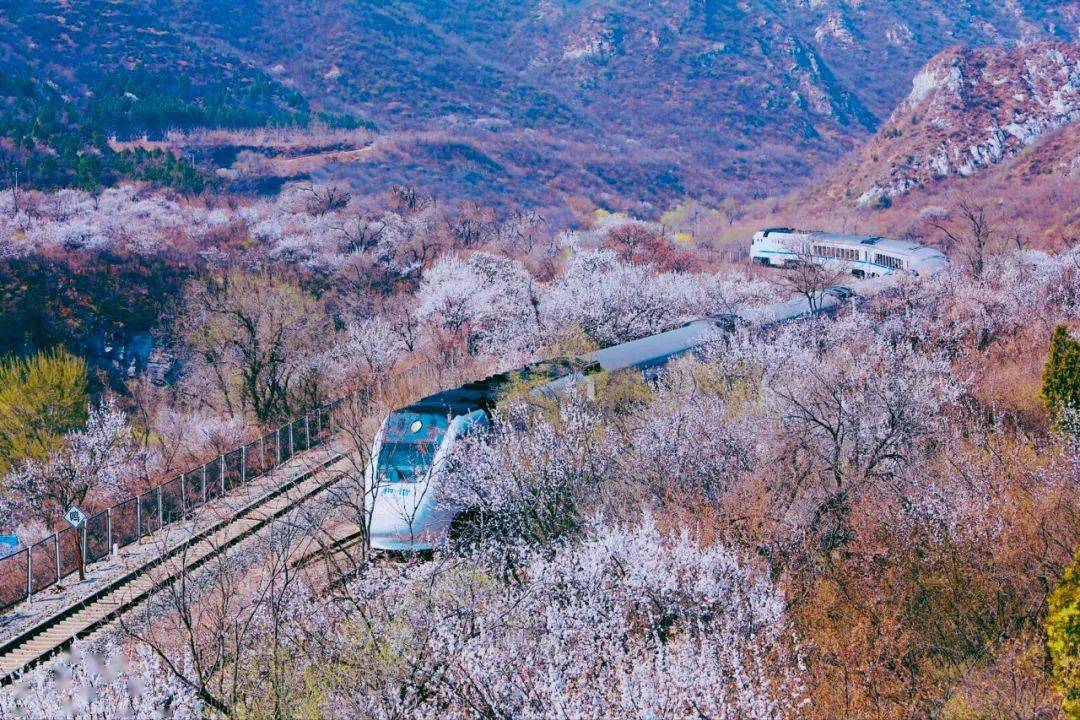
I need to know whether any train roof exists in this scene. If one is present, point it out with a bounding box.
[758,227,795,236]
[403,317,739,416]
[804,231,917,253]
[403,358,585,416]
[758,228,947,268]
[591,317,735,372]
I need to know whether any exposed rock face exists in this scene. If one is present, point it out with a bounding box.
[852,43,1079,206]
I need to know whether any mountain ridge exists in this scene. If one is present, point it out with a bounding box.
[0,1,1077,213]
[835,42,1080,207]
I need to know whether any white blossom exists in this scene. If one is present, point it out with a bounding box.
[418,252,544,355]
[0,640,203,719]
[344,316,406,376]
[1,399,142,521]
[334,516,806,720]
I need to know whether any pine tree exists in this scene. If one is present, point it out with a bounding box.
[1042,325,1080,427]
[0,349,89,476]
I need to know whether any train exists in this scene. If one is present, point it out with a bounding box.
[363,318,741,550]
[750,228,948,278]
[365,228,948,551]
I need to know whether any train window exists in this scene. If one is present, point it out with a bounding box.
[383,410,450,443]
[458,410,490,438]
[874,253,904,270]
[377,410,452,483]
[376,443,439,484]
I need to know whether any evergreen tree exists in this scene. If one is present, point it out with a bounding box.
[1042,325,1080,427]
[0,349,89,476]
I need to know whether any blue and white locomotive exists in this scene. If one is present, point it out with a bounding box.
[363,320,735,551]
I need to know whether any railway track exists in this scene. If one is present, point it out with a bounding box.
[0,444,356,683]
[289,521,364,569]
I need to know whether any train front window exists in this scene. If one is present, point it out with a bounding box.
[376,410,450,484]
[377,443,439,484]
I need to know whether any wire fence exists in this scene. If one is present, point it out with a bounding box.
[0,400,344,614]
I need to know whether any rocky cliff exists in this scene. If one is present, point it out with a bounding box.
[841,43,1079,206]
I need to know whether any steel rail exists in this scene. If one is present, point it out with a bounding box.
[0,446,353,683]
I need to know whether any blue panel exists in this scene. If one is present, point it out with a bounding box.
[0,536,18,558]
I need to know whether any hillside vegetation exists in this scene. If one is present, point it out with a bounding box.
[0,3,1078,717]
[0,173,1076,717]
[1,1,1077,211]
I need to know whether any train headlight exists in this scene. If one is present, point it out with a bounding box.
[410,420,423,433]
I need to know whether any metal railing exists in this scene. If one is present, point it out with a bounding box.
[0,400,342,613]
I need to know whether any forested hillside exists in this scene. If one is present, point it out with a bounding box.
[1,178,1078,718]
[2,0,1076,210]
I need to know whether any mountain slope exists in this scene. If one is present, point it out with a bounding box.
[0,0,1076,210]
[831,42,1080,207]
[173,0,1075,207]
[737,43,1080,252]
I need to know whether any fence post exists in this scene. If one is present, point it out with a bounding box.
[288,423,294,459]
[54,533,60,581]
[157,488,163,531]
[304,415,311,449]
[201,464,207,504]
[240,444,247,484]
[136,493,142,542]
[220,455,226,495]
[107,508,113,554]
[258,434,265,474]
[26,548,32,604]
[179,472,186,512]
[275,429,281,466]
[81,525,87,565]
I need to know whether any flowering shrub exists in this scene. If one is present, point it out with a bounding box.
[311,516,806,720]
[0,641,202,720]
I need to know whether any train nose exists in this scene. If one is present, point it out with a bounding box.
[367,488,455,551]
[368,508,425,550]
[367,520,446,551]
